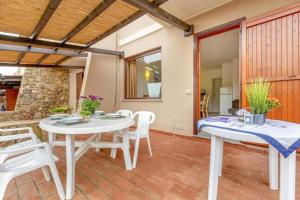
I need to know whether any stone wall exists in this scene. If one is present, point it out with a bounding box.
[0,68,69,121]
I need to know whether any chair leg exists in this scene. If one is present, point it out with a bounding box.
[146,136,153,157]
[0,174,13,200]
[42,167,52,182]
[0,154,8,164]
[95,133,102,153]
[48,162,65,200]
[132,137,140,168]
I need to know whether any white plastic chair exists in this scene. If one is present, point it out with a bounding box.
[110,110,134,157]
[0,129,65,200]
[0,128,52,181]
[111,111,155,168]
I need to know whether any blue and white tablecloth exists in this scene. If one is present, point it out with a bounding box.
[198,117,300,158]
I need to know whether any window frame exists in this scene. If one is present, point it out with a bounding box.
[124,47,162,100]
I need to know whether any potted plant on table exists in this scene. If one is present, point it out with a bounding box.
[79,95,103,119]
[246,78,280,125]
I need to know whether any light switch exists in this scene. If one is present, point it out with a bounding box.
[185,89,192,95]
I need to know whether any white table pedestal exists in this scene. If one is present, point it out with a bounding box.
[208,135,296,200]
[40,117,134,200]
[48,129,132,199]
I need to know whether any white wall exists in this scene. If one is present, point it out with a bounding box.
[118,27,194,135]
[200,68,222,112]
[232,58,239,100]
[221,62,233,87]
[82,34,118,113]
[69,69,84,112]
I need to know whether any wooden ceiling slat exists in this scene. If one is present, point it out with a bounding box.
[56,56,70,64]
[61,0,117,43]
[41,54,66,64]
[31,0,62,39]
[36,54,50,64]
[16,52,26,64]
[38,0,102,41]
[21,52,45,64]
[69,0,139,44]
[0,50,20,62]
[0,0,49,36]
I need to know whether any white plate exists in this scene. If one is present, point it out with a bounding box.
[59,116,83,124]
[105,113,122,118]
[49,114,69,120]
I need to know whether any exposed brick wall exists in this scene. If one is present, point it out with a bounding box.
[0,68,69,122]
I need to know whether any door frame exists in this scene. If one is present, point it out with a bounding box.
[193,17,245,134]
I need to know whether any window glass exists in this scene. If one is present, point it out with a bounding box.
[125,49,161,99]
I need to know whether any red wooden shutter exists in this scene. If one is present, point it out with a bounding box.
[242,3,300,123]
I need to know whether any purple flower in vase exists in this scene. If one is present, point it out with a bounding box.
[88,95,103,101]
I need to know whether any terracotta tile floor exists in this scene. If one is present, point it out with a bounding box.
[3,131,300,200]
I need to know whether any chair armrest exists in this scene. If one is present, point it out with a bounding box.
[0,132,38,144]
[0,127,34,133]
[0,142,51,155]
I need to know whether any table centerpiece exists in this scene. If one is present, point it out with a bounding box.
[246,78,280,125]
[79,95,103,119]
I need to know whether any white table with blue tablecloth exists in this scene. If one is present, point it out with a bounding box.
[198,117,300,200]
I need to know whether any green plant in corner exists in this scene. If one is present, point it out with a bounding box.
[246,78,281,114]
[49,105,71,114]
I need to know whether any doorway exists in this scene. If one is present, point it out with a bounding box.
[194,18,244,134]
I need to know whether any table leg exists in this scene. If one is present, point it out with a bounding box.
[218,139,224,177]
[280,152,296,200]
[65,135,75,200]
[122,129,132,170]
[208,135,222,200]
[269,145,278,190]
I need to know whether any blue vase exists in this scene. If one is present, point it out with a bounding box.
[253,114,266,125]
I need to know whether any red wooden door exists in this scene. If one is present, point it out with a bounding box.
[6,89,19,111]
[242,3,300,123]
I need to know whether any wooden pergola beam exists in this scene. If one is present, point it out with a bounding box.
[0,34,124,57]
[87,0,168,46]
[123,0,193,36]
[0,63,84,69]
[61,0,117,43]
[0,44,88,57]
[16,52,26,64]
[31,0,62,39]
[36,54,51,64]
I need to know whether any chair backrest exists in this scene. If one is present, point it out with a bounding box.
[116,109,133,118]
[202,95,210,109]
[132,111,155,137]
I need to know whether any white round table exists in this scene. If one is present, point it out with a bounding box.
[201,126,297,200]
[39,117,134,199]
